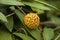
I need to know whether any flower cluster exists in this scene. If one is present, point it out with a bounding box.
[24,13,40,29]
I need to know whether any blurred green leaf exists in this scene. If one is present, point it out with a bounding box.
[13,32,34,40]
[22,1,51,10]
[0,12,7,23]
[15,10,25,23]
[45,0,60,10]
[35,0,59,11]
[10,6,15,11]
[0,0,24,5]
[27,28,42,40]
[0,27,13,40]
[43,28,54,40]
[5,16,13,32]
[31,7,44,14]
[50,16,60,26]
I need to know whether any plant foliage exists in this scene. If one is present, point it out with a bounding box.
[0,0,60,40]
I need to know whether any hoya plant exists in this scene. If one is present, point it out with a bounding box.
[0,0,60,40]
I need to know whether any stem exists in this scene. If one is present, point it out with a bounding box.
[40,21,55,24]
[54,34,60,40]
[6,13,15,17]
[20,28,28,35]
[40,21,60,26]
[14,28,28,35]
[6,6,26,17]
[54,27,60,31]
[16,6,26,15]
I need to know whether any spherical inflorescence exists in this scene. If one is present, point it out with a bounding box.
[24,13,40,29]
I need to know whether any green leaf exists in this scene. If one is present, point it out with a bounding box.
[43,28,54,40]
[45,0,60,10]
[13,32,34,40]
[50,16,60,26]
[15,10,25,23]
[5,16,14,32]
[0,12,7,23]
[31,7,44,14]
[0,27,13,40]
[0,0,24,5]
[22,1,51,10]
[27,28,42,40]
[35,0,59,11]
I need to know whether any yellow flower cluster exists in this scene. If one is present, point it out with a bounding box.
[24,13,40,29]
